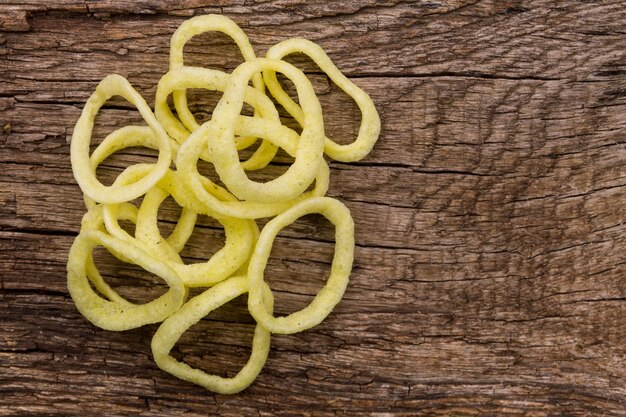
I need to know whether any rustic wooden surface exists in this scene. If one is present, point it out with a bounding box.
[1,1,625,415]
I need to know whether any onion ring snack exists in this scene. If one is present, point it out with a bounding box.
[247,197,354,334]
[169,14,277,171]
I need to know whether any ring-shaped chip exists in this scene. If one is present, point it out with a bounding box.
[71,74,172,204]
[205,58,324,203]
[83,125,179,210]
[168,15,276,171]
[83,201,174,267]
[264,38,381,162]
[151,275,273,394]
[247,196,354,334]
[67,229,186,331]
[169,14,264,133]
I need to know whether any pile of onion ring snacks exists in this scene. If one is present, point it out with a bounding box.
[67,14,380,394]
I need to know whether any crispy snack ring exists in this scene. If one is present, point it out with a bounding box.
[207,58,324,203]
[84,125,177,209]
[152,275,273,394]
[67,213,186,331]
[169,14,264,128]
[71,74,172,204]
[264,38,381,162]
[247,196,354,334]
[169,14,277,171]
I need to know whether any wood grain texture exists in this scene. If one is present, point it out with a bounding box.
[1,1,625,416]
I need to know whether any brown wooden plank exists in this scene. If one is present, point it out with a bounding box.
[1,229,625,415]
[1,1,625,79]
[3,76,626,170]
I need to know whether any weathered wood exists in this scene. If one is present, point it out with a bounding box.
[1,0,626,79]
[1,1,625,416]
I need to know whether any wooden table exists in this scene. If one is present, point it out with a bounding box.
[1,1,625,415]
